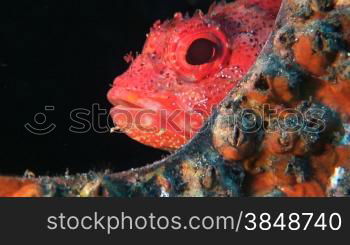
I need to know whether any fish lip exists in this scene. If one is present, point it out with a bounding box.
[108,88,175,112]
[110,99,143,109]
[108,89,206,143]
[108,89,154,111]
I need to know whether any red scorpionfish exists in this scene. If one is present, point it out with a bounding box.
[108,0,281,151]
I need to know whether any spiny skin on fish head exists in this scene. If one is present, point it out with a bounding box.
[107,0,281,150]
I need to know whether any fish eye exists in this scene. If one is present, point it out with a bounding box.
[186,38,219,65]
[166,25,230,81]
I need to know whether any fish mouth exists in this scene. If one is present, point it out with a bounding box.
[107,88,205,150]
[108,89,159,134]
[108,88,167,111]
[108,88,176,130]
[108,89,148,110]
[110,98,144,110]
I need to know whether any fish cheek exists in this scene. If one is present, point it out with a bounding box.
[229,33,262,73]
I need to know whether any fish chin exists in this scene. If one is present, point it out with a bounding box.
[108,88,206,149]
[110,105,192,150]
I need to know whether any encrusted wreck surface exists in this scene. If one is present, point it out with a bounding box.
[3,0,350,197]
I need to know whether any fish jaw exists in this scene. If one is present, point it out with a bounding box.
[107,88,206,150]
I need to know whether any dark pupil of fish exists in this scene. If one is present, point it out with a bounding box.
[186,38,218,65]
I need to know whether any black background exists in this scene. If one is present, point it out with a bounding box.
[4,0,217,176]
